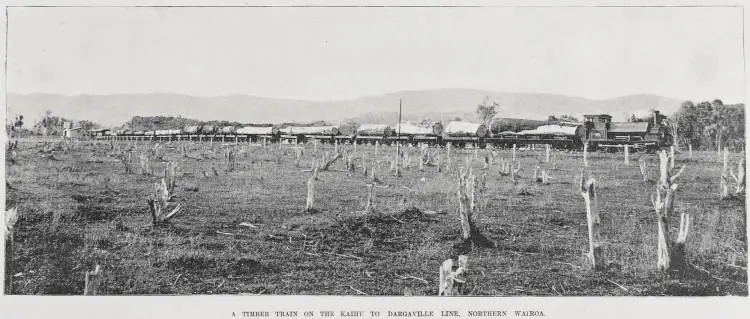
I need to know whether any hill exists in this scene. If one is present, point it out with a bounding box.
[7,89,685,128]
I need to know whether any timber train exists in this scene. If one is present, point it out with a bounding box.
[97,110,671,152]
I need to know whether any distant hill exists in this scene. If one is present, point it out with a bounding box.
[7,89,685,128]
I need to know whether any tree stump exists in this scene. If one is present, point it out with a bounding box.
[651,151,689,273]
[84,265,102,295]
[305,177,315,212]
[583,143,588,167]
[580,177,604,270]
[439,255,468,296]
[638,157,648,182]
[730,157,746,195]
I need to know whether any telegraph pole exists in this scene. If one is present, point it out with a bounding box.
[395,99,402,177]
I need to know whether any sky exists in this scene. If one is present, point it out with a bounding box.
[6,6,746,103]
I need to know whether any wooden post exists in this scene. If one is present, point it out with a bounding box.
[583,143,588,167]
[545,144,551,163]
[374,140,379,156]
[512,144,517,162]
[83,265,102,295]
[624,144,630,165]
[580,177,604,270]
[334,139,339,154]
[688,144,692,159]
[439,255,468,296]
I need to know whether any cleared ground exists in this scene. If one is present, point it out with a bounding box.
[4,137,747,295]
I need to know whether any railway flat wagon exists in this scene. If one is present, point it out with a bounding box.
[281,126,340,144]
[442,121,488,148]
[353,124,395,145]
[236,126,279,143]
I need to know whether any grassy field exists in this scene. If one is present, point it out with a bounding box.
[3,137,747,295]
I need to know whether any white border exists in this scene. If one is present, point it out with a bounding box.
[1,1,748,318]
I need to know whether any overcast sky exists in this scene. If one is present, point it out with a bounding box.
[7,6,745,103]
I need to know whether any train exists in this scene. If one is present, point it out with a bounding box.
[95,110,672,152]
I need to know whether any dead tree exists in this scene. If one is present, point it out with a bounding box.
[225,149,236,172]
[365,183,376,214]
[361,153,369,176]
[510,161,521,184]
[322,153,342,171]
[439,255,468,296]
[583,143,589,167]
[305,169,318,212]
[638,157,648,182]
[579,176,604,270]
[147,178,183,225]
[669,145,676,170]
[164,161,177,200]
[5,207,18,293]
[651,150,690,273]
[456,166,480,242]
[295,146,303,168]
[139,154,150,175]
[120,152,133,174]
[84,265,102,296]
[729,157,746,195]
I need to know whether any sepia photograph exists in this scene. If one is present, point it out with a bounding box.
[2,2,747,301]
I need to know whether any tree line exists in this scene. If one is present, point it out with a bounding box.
[672,99,745,151]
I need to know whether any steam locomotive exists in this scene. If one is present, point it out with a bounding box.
[97,110,671,152]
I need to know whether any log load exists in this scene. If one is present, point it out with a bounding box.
[220,126,237,134]
[202,125,218,134]
[286,126,340,136]
[356,124,396,137]
[517,124,583,137]
[183,125,203,134]
[155,129,182,135]
[393,122,443,136]
[236,126,277,135]
[490,118,546,135]
[444,121,488,138]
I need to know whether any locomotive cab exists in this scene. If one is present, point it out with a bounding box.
[583,114,611,141]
